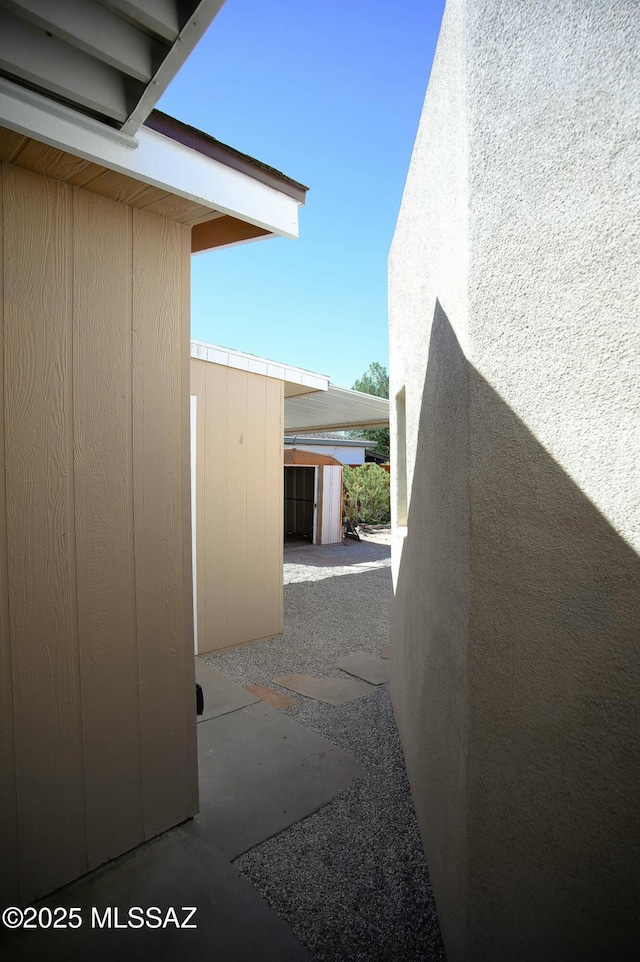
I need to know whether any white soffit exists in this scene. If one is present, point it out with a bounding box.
[0,80,301,237]
[190,340,330,394]
[284,385,390,434]
[0,0,226,135]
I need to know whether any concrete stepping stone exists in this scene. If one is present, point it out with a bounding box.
[273,672,374,706]
[245,683,298,709]
[335,651,391,685]
[195,659,259,722]
[198,702,364,858]
[3,817,312,961]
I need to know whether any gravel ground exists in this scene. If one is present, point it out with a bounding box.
[204,535,445,962]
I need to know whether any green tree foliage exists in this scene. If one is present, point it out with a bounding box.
[343,465,391,525]
[351,362,390,458]
[353,361,389,398]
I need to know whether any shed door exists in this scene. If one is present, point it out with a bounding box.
[320,465,343,545]
[284,466,316,542]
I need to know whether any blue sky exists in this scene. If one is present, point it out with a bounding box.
[159,0,445,388]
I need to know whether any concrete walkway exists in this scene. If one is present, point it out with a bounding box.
[3,657,363,962]
[209,535,445,962]
[1,817,311,962]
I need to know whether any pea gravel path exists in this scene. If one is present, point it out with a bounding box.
[204,536,445,962]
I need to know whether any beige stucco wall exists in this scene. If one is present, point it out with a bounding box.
[389,1,640,959]
[190,358,284,653]
[0,162,197,906]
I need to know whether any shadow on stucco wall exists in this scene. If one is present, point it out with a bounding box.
[391,301,640,962]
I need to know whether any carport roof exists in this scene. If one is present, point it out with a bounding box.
[190,339,390,431]
[284,384,389,434]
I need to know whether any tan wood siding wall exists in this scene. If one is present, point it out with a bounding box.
[0,162,196,906]
[190,358,283,653]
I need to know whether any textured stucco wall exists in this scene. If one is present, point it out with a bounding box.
[389,1,640,959]
[389,1,472,958]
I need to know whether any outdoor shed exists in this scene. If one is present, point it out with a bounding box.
[283,447,344,547]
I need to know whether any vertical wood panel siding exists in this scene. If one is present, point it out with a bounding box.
[225,368,248,648]
[180,234,198,815]
[3,165,86,901]
[204,362,228,647]
[72,190,143,868]
[132,209,197,840]
[265,377,284,632]
[245,375,267,642]
[0,162,196,904]
[190,358,284,653]
[191,359,207,653]
[0,163,20,909]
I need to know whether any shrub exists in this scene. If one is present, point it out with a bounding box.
[343,464,390,525]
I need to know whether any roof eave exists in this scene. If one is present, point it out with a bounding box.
[0,78,302,243]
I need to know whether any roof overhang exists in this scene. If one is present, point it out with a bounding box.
[284,450,343,467]
[0,2,308,254]
[0,0,227,135]
[284,385,390,434]
[0,0,307,253]
[191,340,329,398]
[0,89,306,250]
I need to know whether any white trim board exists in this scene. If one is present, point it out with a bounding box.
[190,395,198,655]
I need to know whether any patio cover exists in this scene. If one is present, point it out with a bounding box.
[284,384,389,434]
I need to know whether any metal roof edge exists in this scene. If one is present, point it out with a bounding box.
[190,339,329,391]
[283,435,378,448]
[146,110,309,203]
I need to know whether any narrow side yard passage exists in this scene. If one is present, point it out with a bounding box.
[205,535,445,962]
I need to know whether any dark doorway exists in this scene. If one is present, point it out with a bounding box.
[284,466,315,543]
